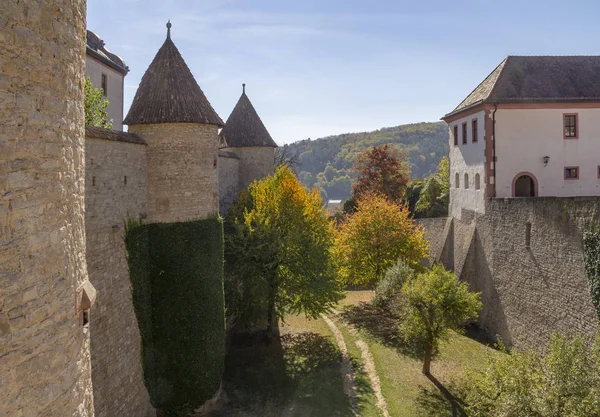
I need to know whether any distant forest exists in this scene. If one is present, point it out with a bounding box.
[287,121,449,201]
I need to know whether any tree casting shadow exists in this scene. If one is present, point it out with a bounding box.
[416,374,467,417]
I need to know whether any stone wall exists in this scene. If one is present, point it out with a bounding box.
[218,151,240,214]
[130,123,219,223]
[420,197,600,351]
[85,133,154,417]
[226,146,275,192]
[0,1,94,416]
[415,217,451,268]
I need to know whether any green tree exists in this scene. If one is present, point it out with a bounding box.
[84,76,112,128]
[400,264,481,375]
[463,334,600,417]
[334,193,428,286]
[225,165,343,339]
[413,156,449,218]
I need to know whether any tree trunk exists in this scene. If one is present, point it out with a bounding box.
[422,343,433,375]
[265,282,277,344]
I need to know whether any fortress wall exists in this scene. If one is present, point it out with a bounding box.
[228,146,275,192]
[85,135,154,417]
[420,197,600,351]
[0,1,94,416]
[415,217,451,268]
[129,123,219,223]
[218,152,240,214]
[484,197,599,349]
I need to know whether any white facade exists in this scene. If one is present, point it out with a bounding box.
[448,110,487,219]
[85,56,125,131]
[495,108,600,198]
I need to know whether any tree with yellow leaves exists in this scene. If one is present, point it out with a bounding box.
[225,165,343,339]
[334,193,428,286]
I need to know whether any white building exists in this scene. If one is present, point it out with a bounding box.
[443,56,600,218]
[86,30,129,131]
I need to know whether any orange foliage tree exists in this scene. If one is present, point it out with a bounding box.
[334,193,428,286]
[352,144,410,203]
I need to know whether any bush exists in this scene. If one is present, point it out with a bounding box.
[373,258,414,308]
[126,218,225,417]
[462,333,600,417]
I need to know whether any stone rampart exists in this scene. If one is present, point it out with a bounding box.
[419,197,600,351]
[85,130,155,417]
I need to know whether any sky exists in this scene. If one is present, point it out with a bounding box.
[88,0,600,144]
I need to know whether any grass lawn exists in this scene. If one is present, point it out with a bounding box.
[338,292,501,417]
[211,314,353,417]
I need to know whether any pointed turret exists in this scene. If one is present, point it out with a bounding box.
[124,23,223,126]
[219,84,277,148]
[126,23,222,223]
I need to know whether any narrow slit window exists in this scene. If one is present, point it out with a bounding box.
[462,123,467,144]
[525,222,532,248]
[124,176,127,185]
[101,73,107,96]
[475,173,481,190]
[92,176,96,186]
[455,173,460,188]
[464,173,469,189]
[472,119,478,143]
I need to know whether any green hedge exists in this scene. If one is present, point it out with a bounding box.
[125,218,225,417]
[583,227,600,321]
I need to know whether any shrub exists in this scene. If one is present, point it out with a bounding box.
[462,333,600,417]
[126,218,225,417]
[373,258,415,308]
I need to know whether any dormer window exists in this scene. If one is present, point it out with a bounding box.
[564,114,578,139]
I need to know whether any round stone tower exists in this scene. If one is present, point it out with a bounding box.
[124,22,224,223]
[220,84,278,193]
[1,1,94,416]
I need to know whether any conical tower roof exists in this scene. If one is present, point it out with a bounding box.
[220,84,277,147]
[124,22,223,126]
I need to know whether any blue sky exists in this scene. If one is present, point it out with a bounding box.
[88,0,600,144]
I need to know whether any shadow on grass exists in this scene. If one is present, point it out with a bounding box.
[339,302,424,360]
[211,331,354,417]
[415,374,468,417]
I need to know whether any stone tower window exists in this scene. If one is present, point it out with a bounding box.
[455,173,460,188]
[464,173,469,189]
[124,176,127,185]
[213,157,217,169]
[525,222,532,248]
[475,173,481,190]
[101,73,107,96]
[92,176,96,186]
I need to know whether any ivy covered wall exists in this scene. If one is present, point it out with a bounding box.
[126,217,225,417]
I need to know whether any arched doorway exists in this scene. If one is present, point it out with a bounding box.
[512,172,538,197]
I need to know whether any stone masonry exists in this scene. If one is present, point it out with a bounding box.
[0,1,94,416]
[419,197,600,351]
[227,146,276,193]
[85,133,155,417]
[129,123,220,223]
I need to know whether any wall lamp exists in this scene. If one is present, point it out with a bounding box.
[543,156,550,167]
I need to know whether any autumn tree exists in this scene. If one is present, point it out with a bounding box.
[352,145,409,202]
[84,76,112,128]
[333,193,428,286]
[225,165,343,339]
[400,264,481,375]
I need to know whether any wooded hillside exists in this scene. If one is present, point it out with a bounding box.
[287,121,448,201]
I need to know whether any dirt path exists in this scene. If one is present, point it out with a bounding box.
[333,310,391,417]
[320,314,359,416]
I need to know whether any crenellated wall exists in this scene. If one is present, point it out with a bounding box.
[84,129,155,417]
[0,1,94,416]
[419,197,600,351]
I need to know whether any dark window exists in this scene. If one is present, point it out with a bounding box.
[565,167,579,179]
[92,176,96,186]
[124,176,127,185]
[453,125,458,146]
[598,165,600,179]
[462,123,467,144]
[564,114,577,138]
[472,119,478,143]
[525,222,532,247]
[101,73,107,96]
